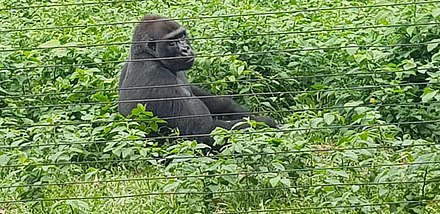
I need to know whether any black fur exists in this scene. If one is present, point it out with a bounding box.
[118,14,277,149]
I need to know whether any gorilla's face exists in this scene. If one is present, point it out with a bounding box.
[153,29,195,72]
[131,17,196,72]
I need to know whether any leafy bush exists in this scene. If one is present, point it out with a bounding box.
[1,0,440,213]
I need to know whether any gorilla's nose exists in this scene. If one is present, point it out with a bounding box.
[181,46,192,56]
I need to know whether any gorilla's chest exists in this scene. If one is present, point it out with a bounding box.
[176,71,192,97]
[177,76,193,97]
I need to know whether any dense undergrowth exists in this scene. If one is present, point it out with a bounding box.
[1,0,440,213]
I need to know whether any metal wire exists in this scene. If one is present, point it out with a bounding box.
[1,2,439,210]
[1,161,439,189]
[1,174,439,203]
[2,42,439,70]
[1,42,437,71]
[1,66,435,99]
[0,1,437,33]
[1,22,437,53]
[218,199,440,214]
[2,100,439,130]
[1,0,140,10]
[1,118,438,150]
[0,82,433,111]
[1,119,438,168]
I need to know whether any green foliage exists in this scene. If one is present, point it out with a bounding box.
[1,0,440,213]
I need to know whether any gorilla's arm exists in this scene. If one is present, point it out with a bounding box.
[119,63,129,89]
[191,85,278,128]
[190,85,251,120]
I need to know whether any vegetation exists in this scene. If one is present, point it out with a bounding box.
[1,0,440,213]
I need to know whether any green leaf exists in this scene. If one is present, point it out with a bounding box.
[311,84,325,90]
[406,26,416,36]
[163,181,180,192]
[150,122,158,131]
[0,86,9,95]
[269,175,281,187]
[311,118,323,127]
[39,39,60,48]
[237,65,245,75]
[414,153,434,163]
[354,54,367,63]
[402,140,414,146]
[222,164,238,172]
[354,107,369,114]
[403,60,417,70]
[427,39,440,52]
[51,150,67,162]
[343,151,358,160]
[280,178,291,187]
[344,101,363,107]
[352,185,360,192]
[345,44,359,55]
[432,8,440,18]
[239,87,250,94]
[379,187,388,197]
[428,43,439,53]
[272,162,285,171]
[261,102,272,108]
[328,170,349,178]
[421,88,438,103]
[140,148,148,157]
[287,61,300,67]
[66,200,89,211]
[323,113,335,125]
[325,178,341,184]
[0,155,10,166]
[131,104,146,116]
[122,148,133,159]
[93,93,109,102]
[52,48,69,57]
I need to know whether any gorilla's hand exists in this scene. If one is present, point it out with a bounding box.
[254,116,278,128]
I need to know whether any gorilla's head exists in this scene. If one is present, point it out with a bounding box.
[131,14,195,72]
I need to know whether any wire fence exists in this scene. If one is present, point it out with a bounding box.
[0,23,437,53]
[1,0,440,213]
[0,67,425,97]
[1,42,439,71]
[0,82,436,111]
[1,1,438,32]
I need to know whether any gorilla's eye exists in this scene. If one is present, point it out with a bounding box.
[169,42,176,46]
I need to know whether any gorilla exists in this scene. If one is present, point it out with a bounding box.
[118,14,277,150]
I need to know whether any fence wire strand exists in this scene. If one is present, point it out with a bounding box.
[0,1,437,33]
[1,161,439,189]
[1,119,439,168]
[1,22,437,53]
[2,66,437,99]
[1,120,438,150]
[0,82,435,111]
[1,1,440,212]
[1,174,439,204]
[1,42,438,71]
[2,100,439,130]
[1,0,140,10]
[219,199,440,214]
[0,117,438,151]
[2,180,439,204]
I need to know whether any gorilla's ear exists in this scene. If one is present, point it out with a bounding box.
[147,38,156,52]
[132,34,156,57]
